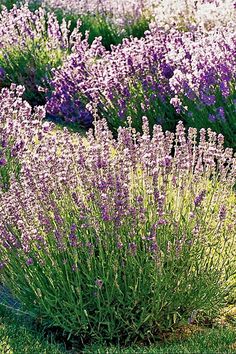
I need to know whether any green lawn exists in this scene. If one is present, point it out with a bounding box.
[0,305,235,354]
[0,305,65,354]
[85,327,236,353]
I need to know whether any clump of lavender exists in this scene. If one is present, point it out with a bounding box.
[35,0,155,29]
[152,0,236,31]
[0,117,235,342]
[0,85,51,191]
[46,34,106,126]
[0,3,82,106]
[47,20,236,147]
[22,0,154,50]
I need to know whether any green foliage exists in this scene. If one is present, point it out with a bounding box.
[0,39,64,106]
[0,305,65,353]
[2,3,151,50]
[0,146,21,193]
[97,77,236,149]
[54,10,151,50]
[179,86,236,150]
[1,175,235,344]
[54,10,121,50]
[0,0,41,11]
[0,0,16,10]
[124,14,151,39]
[96,79,179,135]
[0,304,235,353]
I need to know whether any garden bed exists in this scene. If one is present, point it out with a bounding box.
[0,0,235,351]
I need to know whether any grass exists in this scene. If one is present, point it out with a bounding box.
[0,305,65,353]
[83,327,236,353]
[0,303,235,353]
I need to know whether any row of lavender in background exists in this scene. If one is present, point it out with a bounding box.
[31,0,236,31]
[0,1,235,149]
[47,16,236,147]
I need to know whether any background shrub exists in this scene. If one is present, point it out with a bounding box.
[47,23,236,149]
[0,4,81,106]
[0,85,48,191]
[54,10,151,50]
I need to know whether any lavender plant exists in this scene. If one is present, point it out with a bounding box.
[0,117,235,343]
[38,0,154,30]
[18,0,153,50]
[0,3,81,106]
[152,0,236,32]
[47,22,236,148]
[0,85,48,191]
[50,9,150,50]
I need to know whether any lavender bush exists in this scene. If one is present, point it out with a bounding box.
[49,8,151,50]
[0,116,235,343]
[0,3,82,106]
[47,21,236,147]
[0,85,48,191]
[37,0,155,30]
[152,0,236,32]
[16,0,153,49]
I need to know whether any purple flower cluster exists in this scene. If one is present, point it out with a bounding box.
[0,4,80,50]
[33,0,156,28]
[46,34,105,125]
[0,85,51,191]
[194,190,206,207]
[0,116,235,265]
[0,3,84,105]
[153,0,236,31]
[47,19,236,134]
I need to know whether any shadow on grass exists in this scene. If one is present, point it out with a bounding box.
[0,303,65,353]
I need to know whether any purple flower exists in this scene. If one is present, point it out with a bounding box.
[170,96,182,109]
[157,219,168,225]
[219,205,227,221]
[160,156,172,168]
[220,81,230,97]
[10,148,17,158]
[0,158,7,166]
[0,67,5,80]
[26,258,33,266]
[185,52,191,60]
[129,242,137,255]
[42,122,51,133]
[216,107,225,121]
[208,114,216,122]
[194,190,206,207]
[1,140,7,148]
[200,94,216,106]
[162,64,174,79]
[150,242,158,253]
[117,242,123,249]
[69,225,78,247]
[70,224,77,232]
